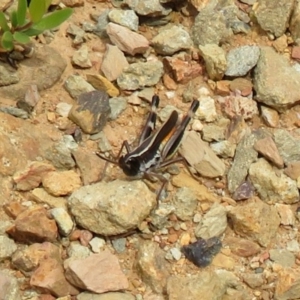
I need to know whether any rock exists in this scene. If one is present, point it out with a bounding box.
[65,242,91,268]
[212,252,235,270]
[49,208,74,236]
[72,45,92,68]
[261,106,279,127]
[30,258,79,297]
[101,44,129,81]
[241,273,264,289]
[254,47,300,112]
[0,64,19,86]
[136,241,171,294]
[12,162,55,191]
[180,131,226,178]
[163,56,203,83]
[269,249,295,268]
[172,187,197,221]
[169,247,182,261]
[249,158,299,204]
[254,136,284,168]
[117,61,163,90]
[199,44,227,80]
[65,251,128,293]
[0,106,28,119]
[210,140,236,158]
[6,206,58,243]
[68,90,111,134]
[62,0,84,7]
[93,9,109,38]
[274,129,300,164]
[195,203,227,239]
[254,0,294,37]
[109,97,127,120]
[42,170,81,196]
[0,271,21,300]
[125,0,171,16]
[64,74,95,99]
[108,9,139,31]
[219,92,258,120]
[192,7,233,46]
[229,78,253,97]
[195,88,217,122]
[106,23,149,56]
[68,180,156,235]
[202,118,230,142]
[0,45,67,101]
[227,197,280,247]
[29,188,67,209]
[67,23,85,45]
[225,45,260,77]
[72,148,105,185]
[284,161,300,180]
[89,237,106,253]
[227,131,262,193]
[77,292,135,300]
[290,1,300,42]
[111,238,126,253]
[86,74,119,97]
[225,237,260,257]
[274,268,300,300]
[12,242,61,273]
[150,202,175,230]
[17,84,40,113]
[275,204,295,226]
[0,235,17,261]
[232,181,254,201]
[182,237,222,267]
[151,25,193,55]
[167,270,239,300]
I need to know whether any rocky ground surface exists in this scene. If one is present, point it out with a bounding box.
[1,0,300,299]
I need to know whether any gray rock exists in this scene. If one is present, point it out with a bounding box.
[0,64,19,86]
[108,9,139,31]
[96,132,112,152]
[68,90,111,134]
[136,241,171,294]
[274,129,300,164]
[195,203,227,239]
[169,247,182,261]
[249,158,299,204]
[191,7,233,46]
[64,74,95,99]
[172,187,197,221]
[112,238,126,253]
[94,9,110,38]
[269,249,295,268]
[225,45,260,77]
[151,25,193,55]
[227,131,264,193]
[150,202,175,229]
[0,271,21,300]
[117,61,164,90]
[202,118,230,142]
[0,235,17,261]
[109,97,127,120]
[180,131,226,178]
[199,44,227,80]
[68,180,156,235]
[255,0,294,37]
[0,45,67,101]
[77,292,135,300]
[125,0,171,16]
[167,270,239,300]
[210,140,236,158]
[158,105,180,122]
[67,23,85,44]
[49,207,74,236]
[0,107,28,119]
[228,197,280,247]
[254,47,300,112]
[72,44,92,68]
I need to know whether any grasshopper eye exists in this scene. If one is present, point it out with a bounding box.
[119,157,140,176]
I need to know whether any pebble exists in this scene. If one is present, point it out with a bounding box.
[195,91,217,122]
[17,84,40,113]
[50,208,74,236]
[0,235,17,261]
[106,22,149,56]
[125,0,171,16]
[89,237,106,253]
[170,247,182,261]
[275,204,295,226]
[86,74,119,97]
[269,249,295,268]
[56,102,72,117]
[108,9,139,31]
[71,44,92,68]
[109,97,127,120]
[261,105,280,127]
[225,236,260,257]
[225,45,260,76]
[210,140,236,158]
[112,238,127,253]
[0,271,21,300]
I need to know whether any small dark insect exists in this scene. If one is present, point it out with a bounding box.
[97,95,199,199]
[181,237,222,267]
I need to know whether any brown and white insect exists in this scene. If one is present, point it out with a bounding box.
[97,95,199,199]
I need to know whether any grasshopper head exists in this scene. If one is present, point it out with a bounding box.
[119,155,140,176]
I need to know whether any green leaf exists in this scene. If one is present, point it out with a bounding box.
[32,8,72,31]
[13,31,30,44]
[17,0,28,26]
[1,31,14,51]
[0,12,10,31]
[10,11,18,28]
[29,0,47,23]
[22,27,44,36]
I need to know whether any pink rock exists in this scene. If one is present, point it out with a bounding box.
[65,250,129,293]
[13,161,55,191]
[30,258,79,297]
[6,206,58,243]
[106,23,149,56]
